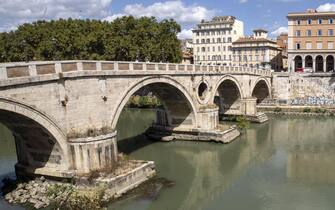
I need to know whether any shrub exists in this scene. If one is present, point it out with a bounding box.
[303,108,311,113]
[274,107,282,112]
[236,116,250,131]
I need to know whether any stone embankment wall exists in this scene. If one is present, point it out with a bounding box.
[272,73,335,106]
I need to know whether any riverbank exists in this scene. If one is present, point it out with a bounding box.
[258,105,335,116]
[2,157,156,209]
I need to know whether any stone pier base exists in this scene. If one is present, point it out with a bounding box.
[146,125,240,144]
[69,132,118,175]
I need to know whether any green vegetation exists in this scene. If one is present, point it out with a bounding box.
[236,116,250,131]
[274,107,282,112]
[303,108,311,113]
[0,16,182,63]
[48,184,106,210]
[127,95,162,108]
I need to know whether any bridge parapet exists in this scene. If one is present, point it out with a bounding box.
[0,60,272,81]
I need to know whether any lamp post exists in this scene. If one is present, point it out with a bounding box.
[51,37,58,61]
[21,40,28,63]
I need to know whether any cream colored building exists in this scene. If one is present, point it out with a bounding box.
[287,9,335,73]
[192,16,244,66]
[232,29,283,71]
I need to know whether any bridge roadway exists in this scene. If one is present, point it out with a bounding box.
[0,60,272,178]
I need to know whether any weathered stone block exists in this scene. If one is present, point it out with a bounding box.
[7,66,30,78]
[61,63,77,72]
[36,64,56,75]
[101,63,114,70]
[82,62,97,71]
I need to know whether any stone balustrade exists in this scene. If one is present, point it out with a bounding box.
[0,60,272,81]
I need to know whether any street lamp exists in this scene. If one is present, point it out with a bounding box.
[51,37,58,61]
[21,40,28,63]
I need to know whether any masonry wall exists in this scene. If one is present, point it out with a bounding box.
[272,73,335,106]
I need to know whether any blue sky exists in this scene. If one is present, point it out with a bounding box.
[1,0,335,38]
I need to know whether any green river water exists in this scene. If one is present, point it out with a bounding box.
[1,109,335,210]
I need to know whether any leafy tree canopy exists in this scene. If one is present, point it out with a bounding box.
[0,16,182,63]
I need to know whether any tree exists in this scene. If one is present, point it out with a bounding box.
[0,17,182,63]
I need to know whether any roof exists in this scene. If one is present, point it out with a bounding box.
[233,37,277,44]
[287,10,335,18]
[198,16,236,25]
[253,29,268,33]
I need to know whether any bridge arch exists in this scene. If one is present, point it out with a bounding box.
[0,98,69,177]
[212,76,243,115]
[251,78,272,104]
[111,76,198,130]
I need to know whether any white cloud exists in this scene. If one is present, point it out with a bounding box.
[317,3,335,12]
[239,0,248,3]
[0,0,113,31]
[121,1,215,24]
[271,26,288,37]
[177,28,193,39]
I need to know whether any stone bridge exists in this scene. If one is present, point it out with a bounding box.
[0,60,272,178]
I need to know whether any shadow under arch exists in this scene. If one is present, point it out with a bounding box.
[212,76,243,115]
[251,78,271,104]
[111,76,198,130]
[0,98,69,178]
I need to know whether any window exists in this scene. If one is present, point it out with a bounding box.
[208,56,210,61]
[296,43,301,50]
[307,19,312,25]
[217,38,221,43]
[328,29,334,36]
[317,42,323,49]
[196,39,199,44]
[329,19,333,24]
[297,20,301,25]
[318,29,323,36]
[296,30,301,37]
[306,42,312,49]
[206,39,210,43]
[249,55,253,61]
[218,46,221,51]
[201,39,205,44]
[222,38,226,43]
[197,47,200,52]
[227,37,232,42]
[228,46,232,51]
[328,42,334,49]
[307,30,312,36]
[318,19,322,24]
[213,46,215,52]
[202,47,206,52]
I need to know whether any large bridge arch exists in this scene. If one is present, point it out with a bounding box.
[0,98,70,177]
[212,76,244,115]
[251,78,272,104]
[111,76,198,130]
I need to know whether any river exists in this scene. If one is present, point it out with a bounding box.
[1,109,335,210]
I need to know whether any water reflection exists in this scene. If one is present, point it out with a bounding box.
[112,112,335,210]
[1,110,335,210]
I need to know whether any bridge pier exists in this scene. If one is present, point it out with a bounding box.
[69,132,118,175]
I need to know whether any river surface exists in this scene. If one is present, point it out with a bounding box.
[1,109,335,210]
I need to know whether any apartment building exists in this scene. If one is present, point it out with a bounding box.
[277,33,288,71]
[232,29,283,71]
[287,9,335,72]
[192,16,244,66]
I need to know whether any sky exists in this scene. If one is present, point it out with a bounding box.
[0,0,335,39]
